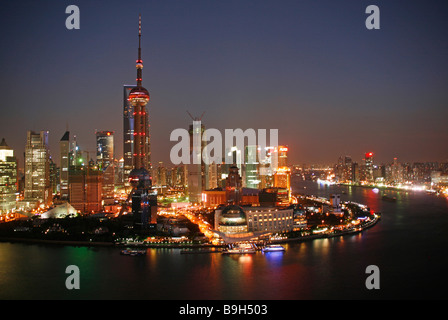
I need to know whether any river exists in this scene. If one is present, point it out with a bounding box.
[1,179,447,300]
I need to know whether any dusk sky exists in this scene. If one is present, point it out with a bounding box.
[1,0,447,168]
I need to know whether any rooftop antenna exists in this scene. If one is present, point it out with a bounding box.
[187,110,205,121]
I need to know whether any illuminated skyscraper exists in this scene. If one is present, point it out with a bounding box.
[123,84,135,182]
[187,115,207,203]
[24,130,52,208]
[59,131,70,200]
[244,145,260,189]
[96,130,115,202]
[364,152,374,183]
[0,138,17,213]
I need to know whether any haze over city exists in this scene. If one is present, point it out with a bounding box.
[1,0,447,167]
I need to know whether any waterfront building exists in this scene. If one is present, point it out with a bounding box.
[214,204,294,235]
[59,131,70,200]
[24,130,52,209]
[364,152,374,184]
[352,162,360,183]
[0,138,18,213]
[96,130,115,203]
[215,205,248,234]
[246,206,294,233]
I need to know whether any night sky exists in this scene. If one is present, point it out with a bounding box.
[1,0,447,168]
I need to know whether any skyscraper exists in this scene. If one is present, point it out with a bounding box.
[24,131,51,208]
[96,130,115,202]
[59,131,70,200]
[123,84,136,183]
[364,152,374,184]
[187,116,207,203]
[244,145,260,189]
[0,138,17,213]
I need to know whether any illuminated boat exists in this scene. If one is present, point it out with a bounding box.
[120,248,146,256]
[262,245,286,252]
[223,243,256,254]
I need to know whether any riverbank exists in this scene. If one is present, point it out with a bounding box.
[0,215,380,249]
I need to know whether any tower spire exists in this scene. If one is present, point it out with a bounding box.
[136,13,143,87]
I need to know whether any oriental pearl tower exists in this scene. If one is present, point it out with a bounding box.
[127,14,157,228]
[129,14,150,171]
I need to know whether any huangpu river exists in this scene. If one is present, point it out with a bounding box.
[1,179,447,300]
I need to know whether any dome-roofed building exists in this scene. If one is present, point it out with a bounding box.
[215,205,248,234]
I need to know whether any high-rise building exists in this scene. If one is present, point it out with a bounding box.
[244,145,260,189]
[188,117,207,204]
[59,131,70,200]
[390,157,404,185]
[364,152,374,183]
[96,130,115,202]
[24,131,52,208]
[225,166,242,204]
[277,145,288,168]
[0,138,18,213]
[273,167,291,190]
[123,84,135,183]
[69,167,102,213]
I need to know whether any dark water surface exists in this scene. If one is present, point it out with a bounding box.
[1,180,447,300]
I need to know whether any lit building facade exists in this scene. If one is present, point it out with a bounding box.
[364,152,374,183]
[96,130,115,202]
[59,131,70,200]
[214,205,294,235]
[215,205,248,234]
[246,207,294,233]
[123,84,135,183]
[188,118,207,204]
[24,130,52,208]
[244,145,260,189]
[69,168,102,213]
[0,138,17,213]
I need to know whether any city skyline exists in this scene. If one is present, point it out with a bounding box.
[1,1,448,168]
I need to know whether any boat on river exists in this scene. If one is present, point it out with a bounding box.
[262,244,286,252]
[120,248,146,256]
[223,243,256,254]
